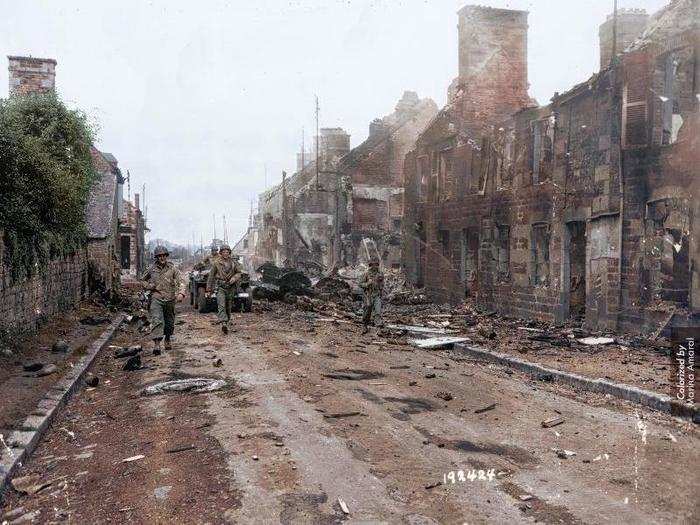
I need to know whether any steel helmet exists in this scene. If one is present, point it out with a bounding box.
[153,245,169,257]
[219,244,232,254]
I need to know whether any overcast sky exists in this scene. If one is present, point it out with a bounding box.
[1,0,668,246]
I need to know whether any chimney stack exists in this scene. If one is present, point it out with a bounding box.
[599,9,648,69]
[8,56,56,96]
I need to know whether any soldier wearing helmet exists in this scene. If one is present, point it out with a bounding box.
[206,243,243,334]
[141,245,186,353]
[194,244,219,271]
[359,257,384,334]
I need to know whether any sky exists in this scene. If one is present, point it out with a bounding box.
[1,0,669,247]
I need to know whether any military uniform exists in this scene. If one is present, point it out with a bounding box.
[142,260,185,342]
[360,264,384,329]
[194,251,218,271]
[206,252,243,329]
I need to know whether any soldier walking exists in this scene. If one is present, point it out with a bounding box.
[206,244,243,334]
[141,246,186,354]
[360,258,384,334]
[194,244,219,271]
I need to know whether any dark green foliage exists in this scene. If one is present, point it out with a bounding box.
[0,92,96,278]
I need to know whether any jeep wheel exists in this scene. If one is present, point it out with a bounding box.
[197,288,207,312]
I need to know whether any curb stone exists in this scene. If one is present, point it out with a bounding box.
[0,314,124,501]
[453,343,697,421]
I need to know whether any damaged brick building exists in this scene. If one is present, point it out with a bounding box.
[402,1,699,334]
[254,92,436,271]
[337,92,437,267]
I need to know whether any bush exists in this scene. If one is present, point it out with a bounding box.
[0,92,97,278]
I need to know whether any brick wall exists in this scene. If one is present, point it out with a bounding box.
[0,245,87,334]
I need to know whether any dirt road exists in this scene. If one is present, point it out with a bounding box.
[1,303,697,524]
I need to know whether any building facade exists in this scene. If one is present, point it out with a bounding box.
[402,1,699,335]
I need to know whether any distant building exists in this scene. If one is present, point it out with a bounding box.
[86,148,124,297]
[119,194,148,277]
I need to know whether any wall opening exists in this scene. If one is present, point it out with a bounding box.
[567,221,587,319]
[531,223,550,286]
[120,235,131,269]
[461,228,479,296]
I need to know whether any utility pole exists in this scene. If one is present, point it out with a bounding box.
[213,213,216,242]
[611,0,618,64]
[223,215,227,243]
[281,170,288,264]
[315,95,320,188]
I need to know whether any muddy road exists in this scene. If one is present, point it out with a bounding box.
[1,303,697,524]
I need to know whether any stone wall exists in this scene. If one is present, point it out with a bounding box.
[0,243,87,334]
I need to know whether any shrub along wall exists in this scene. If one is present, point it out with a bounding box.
[0,92,96,338]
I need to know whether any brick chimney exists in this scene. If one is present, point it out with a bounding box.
[599,9,648,69]
[8,56,56,96]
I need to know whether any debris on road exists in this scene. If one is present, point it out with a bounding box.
[113,345,142,358]
[166,444,196,454]
[10,475,53,495]
[22,362,44,372]
[541,417,566,428]
[577,336,615,346]
[122,355,142,371]
[474,403,497,414]
[387,324,455,335]
[84,373,100,387]
[214,358,223,367]
[141,378,227,396]
[409,336,469,349]
[424,481,442,490]
[323,411,363,419]
[337,497,350,515]
[435,391,453,401]
[34,364,58,377]
[121,455,145,463]
[552,448,577,459]
[51,340,70,353]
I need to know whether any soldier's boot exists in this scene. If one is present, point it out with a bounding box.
[164,336,172,350]
[222,324,228,335]
[362,324,369,335]
[153,338,162,356]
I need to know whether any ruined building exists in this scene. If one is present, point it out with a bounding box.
[255,92,437,271]
[255,127,352,272]
[402,1,699,335]
[337,92,437,267]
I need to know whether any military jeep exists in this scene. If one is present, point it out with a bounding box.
[189,270,253,313]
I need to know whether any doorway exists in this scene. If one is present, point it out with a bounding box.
[567,221,586,319]
[120,235,131,270]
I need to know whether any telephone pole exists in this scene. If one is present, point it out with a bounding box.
[315,95,320,188]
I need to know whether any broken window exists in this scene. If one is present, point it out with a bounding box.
[460,228,479,283]
[495,225,509,279]
[531,224,550,286]
[660,51,687,145]
[392,218,401,232]
[645,198,690,306]
[417,156,428,201]
[531,118,554,183]
[438,229,450,259]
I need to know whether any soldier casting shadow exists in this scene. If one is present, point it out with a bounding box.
[141,245,186,354]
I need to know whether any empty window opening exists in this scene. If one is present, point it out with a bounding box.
[438,229,450,259]
[531,224,550,286]
[495,224,510,280]
[567,221,587,319]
